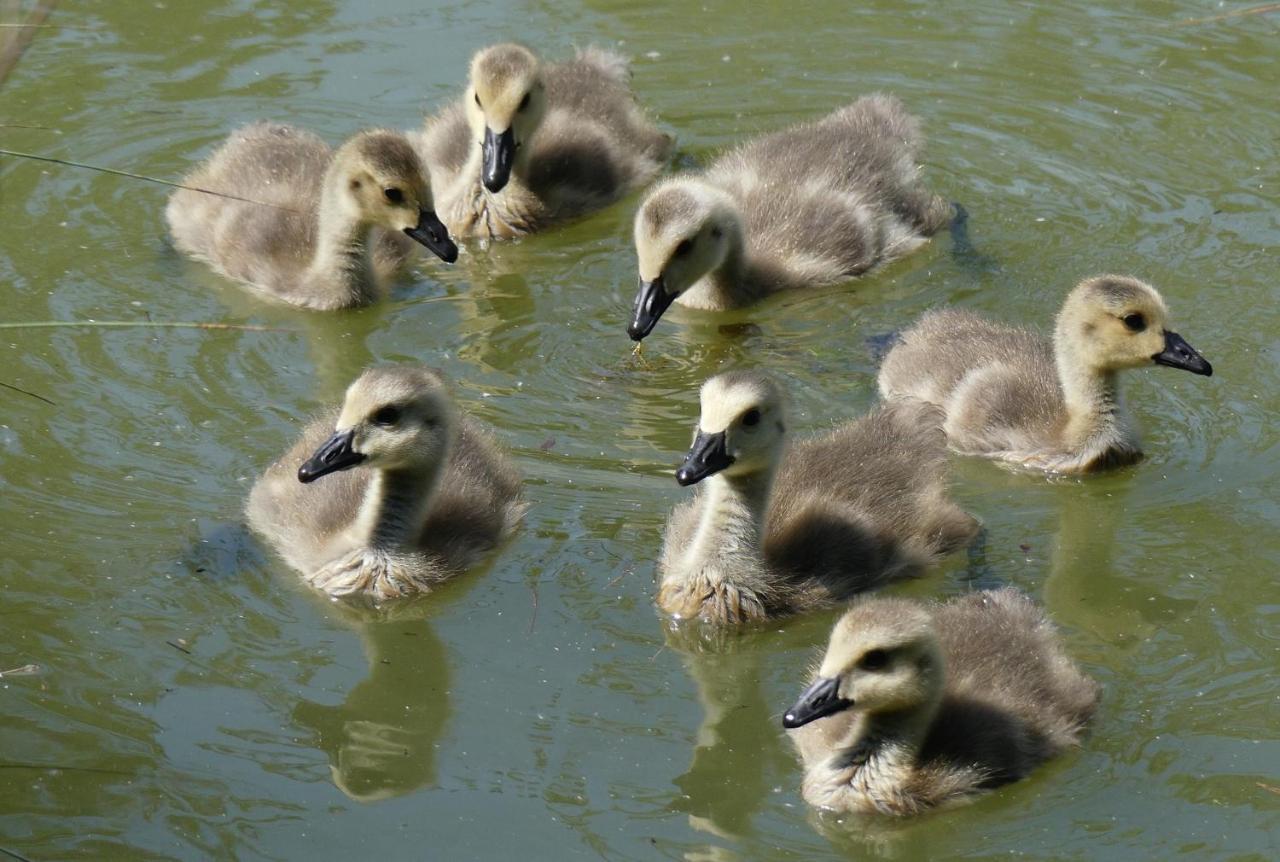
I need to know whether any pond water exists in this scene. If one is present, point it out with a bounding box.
[1,0,1277,859]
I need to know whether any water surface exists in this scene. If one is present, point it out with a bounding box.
[1,1,1277,859]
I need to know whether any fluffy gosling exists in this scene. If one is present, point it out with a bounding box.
[785,588,1099,816]
[167,123,457,310]
[419,43,672,238]
[657,371,977,624]
[877,275,1213,473]
[247,366,524,600]
[628,95,950,340]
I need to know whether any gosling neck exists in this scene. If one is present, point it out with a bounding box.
[831,694,942,780]
[1053,327,1127,452]
[448,126,540,238]
[681,216,757,309]
[351,458,447,551]
[307,171,379,306]
[679,461,777,585]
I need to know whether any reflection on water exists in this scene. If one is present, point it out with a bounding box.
[667,642,774,853]
[294,604,451,802]
[453,267,538,374]
[1044,479,1197,647]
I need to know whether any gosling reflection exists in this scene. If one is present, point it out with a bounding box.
[452,267,537,374]
[174,251,383,401]
[667,629,787,855]
[293,610,449,801]
[1042,480,1194,645]
[296,311,378,404]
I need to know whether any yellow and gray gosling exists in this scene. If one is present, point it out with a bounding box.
[784,588,1099,817]
[656,371,977,624]
[877,275,1213,474]
[167,124,457,310]
[418,43,672,238]
[246,366,524,600]
[628,94,950,340]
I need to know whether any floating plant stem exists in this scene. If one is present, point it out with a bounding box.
[0,320,293,332]
[0,148,300,211]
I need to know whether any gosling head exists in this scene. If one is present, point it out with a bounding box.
[332,131,458,263]
[675,371,788,487]
[783,600,943,730]
[1056,275,1212,377]
[466,43,546,193]
[628,180,741,341]
[298,366,458,483]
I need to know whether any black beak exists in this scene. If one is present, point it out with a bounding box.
[675,429,734,486]
[628,276,676,341]
[1153,330,1212,376]
[404,209,458,263]
[783,677,853,729]
[298,429,366,483]
[481,126,516,193]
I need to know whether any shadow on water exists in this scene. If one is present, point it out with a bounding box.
[855,201,1005,365]
[180,518,270,580]
[947,200,1001,276]
[958,526,1006,591]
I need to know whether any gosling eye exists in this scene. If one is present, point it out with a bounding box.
[742,408,761,427]
[518,92,531,112]
[474,92,482,108]
[1122,313,1146,332]
[859,649,889,671]
[674,238,694,257]
[371,405,402,427]
[383,187,404,204]
[710,226,723,240]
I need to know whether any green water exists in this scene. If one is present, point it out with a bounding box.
[1,1,1277,859]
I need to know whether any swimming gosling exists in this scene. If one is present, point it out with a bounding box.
[628,94,950,340]
[784,588,1099,816]
[246,366,524,600]
[877,275,1213,474]
[657,371,978,624]
[418,43,672,238]
[167,124,458,310]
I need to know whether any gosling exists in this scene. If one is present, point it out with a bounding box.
[418,43,672,238]
[784,588,1100,816]
[657,371,978,624]
[877,275,1213,474]
[246,366,524,600]
[167,124,458,310]
[628,94,949,340]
